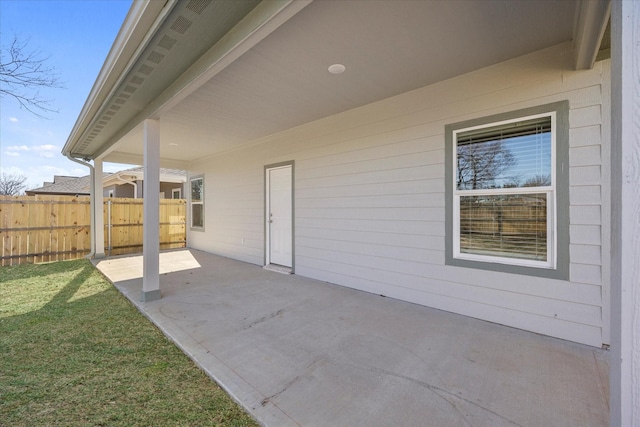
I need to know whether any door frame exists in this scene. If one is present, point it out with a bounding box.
[264,161,295,271]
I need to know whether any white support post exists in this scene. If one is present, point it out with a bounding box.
[88,167,96,256]
[141,119,161,302]
[93,158,105,258]
[610,1,640,426]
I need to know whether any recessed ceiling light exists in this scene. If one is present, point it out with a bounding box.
[168,143,178,146]
[328,64,346,75]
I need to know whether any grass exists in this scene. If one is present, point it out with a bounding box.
[0,259,259,427]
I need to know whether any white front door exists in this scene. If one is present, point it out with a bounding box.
[266,165,292,267]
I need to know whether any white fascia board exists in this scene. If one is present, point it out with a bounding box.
[102,172,134,188]
[62,0,174,157]
[158,173,186,183]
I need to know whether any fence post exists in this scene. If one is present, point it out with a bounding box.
[107,199,112,257]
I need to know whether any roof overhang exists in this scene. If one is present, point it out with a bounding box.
[63,0,310,163]
[63,0,170,160]
[63,0,611,168]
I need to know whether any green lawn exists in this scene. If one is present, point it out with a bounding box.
[0,259,258,426]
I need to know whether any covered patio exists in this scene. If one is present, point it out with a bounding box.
[64,0,639,423]
[95,249,609,427]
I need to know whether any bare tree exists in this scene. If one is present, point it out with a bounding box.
[0,172,28,196]
[0,34,63,117]
[456,141,516,190]
[523,174,551,187]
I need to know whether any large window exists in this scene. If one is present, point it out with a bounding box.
[455,114,554,267]
[190,176,204,229]
[445,102,569,279]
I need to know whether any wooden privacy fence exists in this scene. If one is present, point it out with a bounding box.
[1,195,186,266]
[0,195,90,266]
[105,197,186,256]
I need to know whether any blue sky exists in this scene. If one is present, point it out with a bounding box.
[1,0,133,190]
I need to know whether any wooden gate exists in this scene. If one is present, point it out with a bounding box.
[105,198,186,256]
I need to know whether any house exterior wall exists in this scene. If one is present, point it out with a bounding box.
[188,43,610,347]
[103,184,135,198]
[103,185,116,198]
[160,182,183,199]
[135,180,143,198]
[117,184,135,198]
[104,182,183,198]
[118,184,135,198]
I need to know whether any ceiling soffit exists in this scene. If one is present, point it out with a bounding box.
[71,0,261,159]
[99,0,596,165]
[153,0,579,161]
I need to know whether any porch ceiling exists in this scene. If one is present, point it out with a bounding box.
[67,0,589,168]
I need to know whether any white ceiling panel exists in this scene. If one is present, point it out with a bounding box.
[105,0,578,164]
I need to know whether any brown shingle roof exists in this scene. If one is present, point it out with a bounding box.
[26,175,93,195]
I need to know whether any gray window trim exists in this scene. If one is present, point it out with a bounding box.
[189,175,205,232]
[444,101,569,280]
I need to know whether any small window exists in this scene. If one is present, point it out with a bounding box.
[190,176,204,229]
[445,101,569,279]
[172,188,181,199]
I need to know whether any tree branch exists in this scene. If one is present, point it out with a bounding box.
[0,34,65,118]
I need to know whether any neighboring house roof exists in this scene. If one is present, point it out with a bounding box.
[40,175,78,187]
[26,168,185,196]
[26,175,93,196]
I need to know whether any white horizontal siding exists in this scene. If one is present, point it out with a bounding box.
[570,205,602,225]
[188,162,264,266]
[189,43,610,347]
[570,264,602,286]
[297,217,444,237]
[570,244,602,265]
[571,146,602,166]
[570,186,601,205]
[297,195,444,211]
[298,178,443,198]
[570,125,601,148]
[570,225,602,245]
[570,165,601,185]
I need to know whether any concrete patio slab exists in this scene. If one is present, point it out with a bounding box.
[95,249,609,427]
